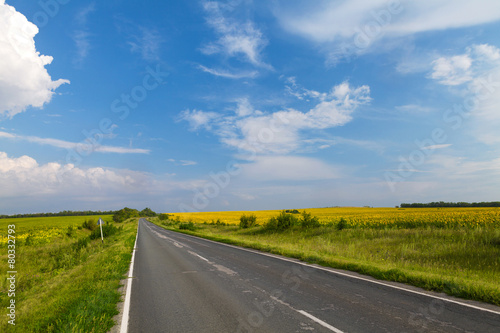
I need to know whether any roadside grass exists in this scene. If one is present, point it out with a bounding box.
[150,208,500,306]
[0,216,137,332]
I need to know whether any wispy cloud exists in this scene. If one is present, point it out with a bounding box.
[275,0,500,63]
[72,3,96,67]
[201,0,271,69]
[168,159,197,166]
[395,104,437,113]
[127,26,163,61]
[73,30,91,66]
[421,144,452,150]
[0,131,150,154]
[197,64,258,79]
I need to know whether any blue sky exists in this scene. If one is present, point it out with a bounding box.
[1,0,500,214]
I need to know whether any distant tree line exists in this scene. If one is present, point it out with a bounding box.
[1,207,160,221]
[400,201,500,208]
[0,210,117,219]
[112,207,157,222]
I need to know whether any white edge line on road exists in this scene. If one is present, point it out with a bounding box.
[298,310,344,333]
[270,294,344,332]
[188,250,209,262]
[119,220,140,333]
[160,225,500,316]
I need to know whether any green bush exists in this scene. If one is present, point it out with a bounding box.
[66,226,75,237]
[82,218,97,231]
[113,207,139,223]
[140,207,157,217]
[179,222,196,231]
[264,211,299,231]
[300,211,321,229]
[73,237,90,251]
[337,218,348,231]
[240,214,257,229]
[158,213,171,221]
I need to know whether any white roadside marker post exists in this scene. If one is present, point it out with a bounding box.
[98,218,104,243]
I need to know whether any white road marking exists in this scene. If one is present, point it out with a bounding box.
[270,295,344,333]
[187,250,238,276]
[213,263,237,276]
[120,222,139,333]
[188,250,209,262]
[298,310,344,333]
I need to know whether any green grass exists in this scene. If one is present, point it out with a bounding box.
[0,216,137,332]
[151,217,500,306]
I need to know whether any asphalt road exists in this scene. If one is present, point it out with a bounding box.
[127,218,500,332]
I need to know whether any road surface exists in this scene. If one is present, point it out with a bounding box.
[126,218,500,332]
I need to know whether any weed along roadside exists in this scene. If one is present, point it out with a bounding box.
[150,207,500,306]
[0,213,138,332]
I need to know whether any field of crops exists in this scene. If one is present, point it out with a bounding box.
[0,215,113,247]
[169,207,500,229]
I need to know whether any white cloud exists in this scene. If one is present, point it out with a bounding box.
[275,0,500,62]
[177,109,220,131]
[0,1,69,118]
[239,155,342,181]
[279,1,500,40]
[197,64,258,79]
[429,44,500,87]
[430,54,473,85]
[167,159,197,166]
[429,44,500,144]
[179,81,371,154]
[473,43,500,61]
[201,0,270,69]
[421,144,451,150]
[285,76,328,101]
[0,151,218,214]
[0,131,150,154]
[0,151,153,198]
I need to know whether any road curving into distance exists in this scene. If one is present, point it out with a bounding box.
[125,218,500,332]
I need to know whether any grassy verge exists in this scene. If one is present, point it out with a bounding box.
[150,217,500,306]
[0,216,137,332]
